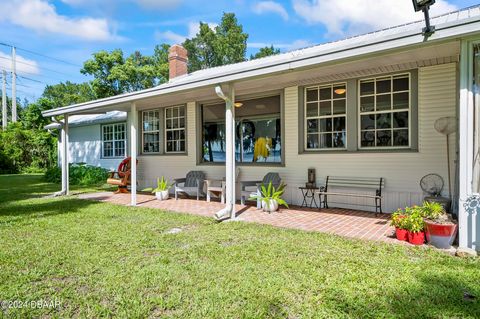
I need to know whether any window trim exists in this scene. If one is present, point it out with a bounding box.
[164,105,186,154]
[141,109,161,154]
[101,122,127,159]
[304,82,348,151]
[357,72,412,150]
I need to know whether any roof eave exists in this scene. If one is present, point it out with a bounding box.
[42,17,480,118]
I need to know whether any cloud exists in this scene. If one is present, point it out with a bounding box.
[0,51,40,75]
[0,0,117,41]
[292,0,458,35]
[155,21,217,44]
[253,1,289,20]
[154,30,186,44]
[61,0,182,10]
[249,39,311,51]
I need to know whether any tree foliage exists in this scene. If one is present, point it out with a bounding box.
[81,45,170,99]
[251,45,281,60]
[43,81,96,107]
[184,13,248,72]
[0,123,56,173]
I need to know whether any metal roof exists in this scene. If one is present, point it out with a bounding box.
[44,111,127,129]
[43,5,480,118]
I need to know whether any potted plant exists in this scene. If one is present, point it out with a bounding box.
[404,210,425,245]
[250,182,288,213]
[143,177,172,201]
[421,201,458,249]
[390,209,408,241]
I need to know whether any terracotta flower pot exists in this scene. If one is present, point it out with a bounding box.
[395,228,408,241]
[424,220,458,249]
[408,231,425,245]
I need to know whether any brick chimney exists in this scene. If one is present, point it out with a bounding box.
[168,44,188,80]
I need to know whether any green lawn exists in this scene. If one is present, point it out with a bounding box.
[0,175,479,318]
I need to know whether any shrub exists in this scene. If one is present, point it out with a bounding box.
[0,123,57,174]
[44,163,109,186]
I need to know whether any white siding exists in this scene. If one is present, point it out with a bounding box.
[67,64,457,213]
[65,123,126,171]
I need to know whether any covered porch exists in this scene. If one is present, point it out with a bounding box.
[79,192,396,243]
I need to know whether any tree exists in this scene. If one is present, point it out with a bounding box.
[81,49,126,98]
[81,47,171,99]
[183,13,248,72]
[153,43,171,84]
[251,45,280,60]
[43,81,96,107]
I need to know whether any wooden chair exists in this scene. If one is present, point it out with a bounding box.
[107,157,137,193]
[240,172,282,208]
[173,171,206,200]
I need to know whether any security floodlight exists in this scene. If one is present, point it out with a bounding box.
[412,0,436,36]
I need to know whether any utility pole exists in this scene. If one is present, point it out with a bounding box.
[2,70,6,130]
[11,46,17,122]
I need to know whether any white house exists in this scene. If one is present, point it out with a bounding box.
[44,5,480,252]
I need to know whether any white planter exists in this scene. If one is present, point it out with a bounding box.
[155,190,169,201]
[262,199,279,213]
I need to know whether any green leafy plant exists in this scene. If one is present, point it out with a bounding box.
[143,176,172,193]
[390,209,407,229]
[44,163,109,186]
[404,211,425,233]
[250,182,289,209]
[420,201,446,220]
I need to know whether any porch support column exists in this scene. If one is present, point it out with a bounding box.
[214,84,236,220]
[61,114,69,195]
[130,102,138,206]
[458,40,475,250]
[225,85,236,219]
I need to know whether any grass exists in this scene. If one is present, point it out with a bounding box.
[0,174,479,318]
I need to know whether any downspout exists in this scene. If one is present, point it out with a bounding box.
[214,85,236,221]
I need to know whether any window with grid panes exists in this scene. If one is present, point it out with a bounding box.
[102,123,126,157]
[165,106,186,153]
[142,110,160,153]
[359,74,410,148]
[305,83,347,149]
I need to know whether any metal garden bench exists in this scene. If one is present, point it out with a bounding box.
[316,176,385,213]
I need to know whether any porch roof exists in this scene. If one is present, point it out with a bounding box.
[42,5,480,117]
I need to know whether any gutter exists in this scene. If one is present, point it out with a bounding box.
[42,14,480,117]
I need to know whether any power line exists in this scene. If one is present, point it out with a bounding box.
[0,42,82,68]
[18,75,47,85]
[0,55,79,78]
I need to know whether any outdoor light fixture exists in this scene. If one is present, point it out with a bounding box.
[412,0,436,37]
[234,102,243,108]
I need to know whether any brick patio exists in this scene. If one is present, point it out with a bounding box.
[79,192,397,243]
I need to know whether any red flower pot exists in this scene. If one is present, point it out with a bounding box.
[395,228,408,241]
[408,231,425,245]
[424,220,458,249]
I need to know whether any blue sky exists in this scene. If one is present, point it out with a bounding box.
[0,0,477,102]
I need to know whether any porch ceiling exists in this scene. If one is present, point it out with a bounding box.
[73,40,460,114]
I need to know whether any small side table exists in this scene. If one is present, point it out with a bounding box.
[299,187,319,208]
